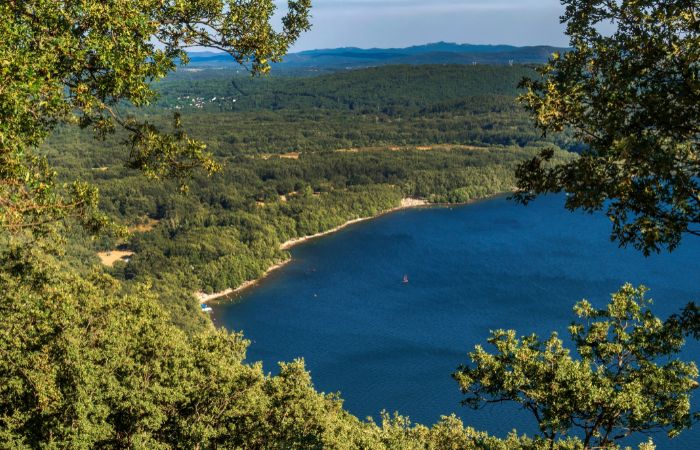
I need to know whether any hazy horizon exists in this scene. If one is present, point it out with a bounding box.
[187,40,567,56]
[275,0,569,52]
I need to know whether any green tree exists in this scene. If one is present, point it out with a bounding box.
[454,284,698,449]
[0,245,370,449]
[515,0,699,255]
[0,0,311,235]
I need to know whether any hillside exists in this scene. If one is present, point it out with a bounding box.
[135,65,584,155]
[156,65,537,113]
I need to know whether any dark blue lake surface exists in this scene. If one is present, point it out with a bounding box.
[214,195,700,448]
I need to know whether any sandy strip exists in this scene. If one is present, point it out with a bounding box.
[196,259,292,304]
[277,194,512,252]
[280,198,428,250]
[280,217,372,250]
[97,250,135,267]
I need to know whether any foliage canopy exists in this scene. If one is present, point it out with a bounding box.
[454,284,699,450]
[0,0,311,234]
[515,0,700,254]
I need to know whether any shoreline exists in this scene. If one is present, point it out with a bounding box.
[196,259,292,304]
[280,197,429,250]
[196,193,505,304]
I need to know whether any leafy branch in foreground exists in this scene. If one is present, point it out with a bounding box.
[0,0,311,235]
[514,0,700,254]
[454,284,699,450]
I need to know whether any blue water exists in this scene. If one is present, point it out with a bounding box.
[214,195,700,448]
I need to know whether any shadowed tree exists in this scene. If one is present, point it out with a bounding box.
[515,0,700,255]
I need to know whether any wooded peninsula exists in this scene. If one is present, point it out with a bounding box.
[44,65,574,331]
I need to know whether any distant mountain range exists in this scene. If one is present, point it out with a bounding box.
[185,42,567,70]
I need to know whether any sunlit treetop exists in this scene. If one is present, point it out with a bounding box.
[0,0,311,236]
[455,284,699,450]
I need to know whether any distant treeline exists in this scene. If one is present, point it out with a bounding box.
[123,65,581,154]
[184,42,568,70]
[155,65,535,112]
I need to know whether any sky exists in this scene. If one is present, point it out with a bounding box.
[277,0,570,52]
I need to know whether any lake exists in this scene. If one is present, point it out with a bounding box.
[213,195,700,448]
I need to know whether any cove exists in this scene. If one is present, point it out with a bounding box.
[213,195,700,449]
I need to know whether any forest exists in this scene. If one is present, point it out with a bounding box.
[141,65,583,153]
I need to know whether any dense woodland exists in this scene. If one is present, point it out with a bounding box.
[142,65,583,153]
